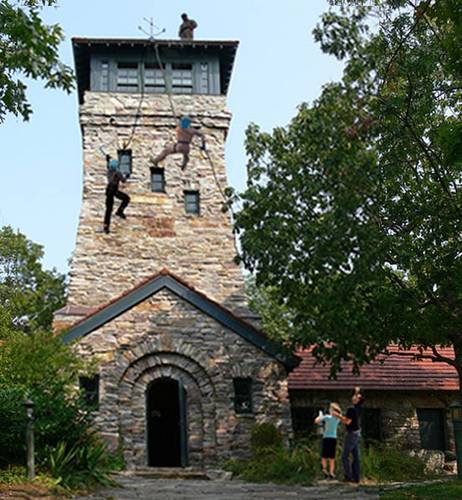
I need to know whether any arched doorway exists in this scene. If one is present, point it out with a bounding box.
[146,378,188,467]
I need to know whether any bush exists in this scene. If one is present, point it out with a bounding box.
[225,426,431,486]
[226,444,319,486]
[0,330,118,490]
[362,445,428,482]
[0,330,94,467]
[250,423,284,456]
[45,437,118,489]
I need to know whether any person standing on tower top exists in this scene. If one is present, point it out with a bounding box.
[151,116,206,171]
[179,13,197,40]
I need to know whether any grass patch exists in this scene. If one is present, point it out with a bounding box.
[224,423,434,486]
[380,480,462,499]
[362,446,429,482]
[225,444,319,486]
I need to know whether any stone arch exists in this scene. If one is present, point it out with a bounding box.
[108,338,217,468]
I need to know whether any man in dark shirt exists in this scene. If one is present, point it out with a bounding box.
[178,13,198,40]
[338,386,364,483]
[103,155,130,234]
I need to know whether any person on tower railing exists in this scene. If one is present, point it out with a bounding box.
[151,116,206,171]
[100,146,130,234]
[179,13,198,40]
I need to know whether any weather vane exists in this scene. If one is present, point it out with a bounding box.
[138,17,165,41]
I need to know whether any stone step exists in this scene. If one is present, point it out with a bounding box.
[119,467,210,480]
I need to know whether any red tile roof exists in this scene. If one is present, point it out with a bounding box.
[288,347,458,391]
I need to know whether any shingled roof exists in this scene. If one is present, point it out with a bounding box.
[62,269,299,370]
[289,347,458,391]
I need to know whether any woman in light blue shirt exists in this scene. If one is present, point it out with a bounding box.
[314,402,342,479]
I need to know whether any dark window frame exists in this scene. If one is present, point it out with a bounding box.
[116,62,140,92]
[171,62,193,94]
[233,377,253,414]
[117,149,132,178]
[184,190,200,215]
[417,408,447,451]
[144,63,166,93]
[362,408,383,448]
[79,375,99,409]
[150,167,166,193]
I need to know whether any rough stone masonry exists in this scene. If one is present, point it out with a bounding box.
[55,87,295,468]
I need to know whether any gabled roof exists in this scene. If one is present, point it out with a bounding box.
[289,347,458,391]
[62,269,299,370]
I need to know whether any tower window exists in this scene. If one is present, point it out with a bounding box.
[172,63,193,94]
[144,63,165,93]
[233,378,252,414]
[117,62,139,91]
[101,61,109,91]
[118,150,132,178]
[79,375,99,409]
[199,63,209,94]
[184,191,200,214]
[150,167,165,192]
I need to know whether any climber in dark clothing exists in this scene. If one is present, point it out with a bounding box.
[103,155,130,234]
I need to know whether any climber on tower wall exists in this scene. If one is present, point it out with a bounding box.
[100,145,130,234]
[151,116,206,171]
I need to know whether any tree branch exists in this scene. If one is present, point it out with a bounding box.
[382,347,456,366]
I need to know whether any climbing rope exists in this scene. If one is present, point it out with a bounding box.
[123,45,148,150]
[153,41,178,120]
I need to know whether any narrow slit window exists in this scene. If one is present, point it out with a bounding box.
[199,63,209,94]
[101,61,109,91]
[144,63,166,93]
[118,150,132,178]
[79,375,99,409]
[184,191,200,214]
[150,167,165,192]
[172,63,193,94]
[117,62,139,92]
[233,378,252,414]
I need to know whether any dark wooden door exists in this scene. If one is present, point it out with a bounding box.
[146,378,188,467]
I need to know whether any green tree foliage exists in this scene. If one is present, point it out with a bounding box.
[0,0,74,122]
[236,1,462,383]
[0,226,66,333]
[0,330,92,466]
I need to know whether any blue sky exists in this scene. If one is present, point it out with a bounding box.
[1,0,342,274]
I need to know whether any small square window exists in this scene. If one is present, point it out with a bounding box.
[233,378,252,414]
[118,150,132,178]
[79,375,99,409]
[184,191,200,214]
[150,167,165,192]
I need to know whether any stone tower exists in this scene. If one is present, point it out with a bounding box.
[55,34,297,469]
[56,37,252,327]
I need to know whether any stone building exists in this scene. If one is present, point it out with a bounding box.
[54,34,459,470]
[288,348,459,461]
[54,36,298,469]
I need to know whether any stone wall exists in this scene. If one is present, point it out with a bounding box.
[290,389,456,451]
[77,288,293,468]
[65,92,248,317]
